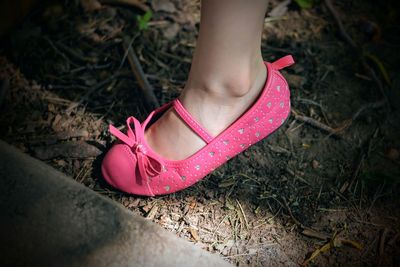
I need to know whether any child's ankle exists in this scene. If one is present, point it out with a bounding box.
[181,58,266,104]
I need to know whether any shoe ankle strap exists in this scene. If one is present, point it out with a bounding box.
[173,99,214,144]
[271,55,295,70]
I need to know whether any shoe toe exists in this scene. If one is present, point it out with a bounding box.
[101,144,144,194]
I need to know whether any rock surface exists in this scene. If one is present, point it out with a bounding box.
[0,140,232,267]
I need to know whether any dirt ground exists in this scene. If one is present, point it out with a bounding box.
[1,0,399,266]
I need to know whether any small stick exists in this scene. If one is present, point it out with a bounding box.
[145,203,159,220]
[236,199,249,230]
[351,99,386,121]
[123,36,160,111]
[340,127,379,193]
[292,98,386,137]
[43,37,76,67]
[66,74,118,112]
[302,229,329,241]
[99,0,149,12]
[325,0,389,103]
[362,62,388,102]
[324,0,357,49]
[324,0,391,193]
[291,110,340,136]
[281,197,307,229]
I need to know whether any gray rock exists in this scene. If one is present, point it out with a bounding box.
[0,140,233,267]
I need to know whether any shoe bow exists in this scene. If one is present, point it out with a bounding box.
[109,115,163,180]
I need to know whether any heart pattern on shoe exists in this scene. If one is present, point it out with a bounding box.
[102,55,295,196]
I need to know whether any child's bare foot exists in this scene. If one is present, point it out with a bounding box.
[144,60,267,160]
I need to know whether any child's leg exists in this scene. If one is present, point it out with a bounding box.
[145,0,269,160]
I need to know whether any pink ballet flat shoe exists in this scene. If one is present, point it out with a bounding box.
[102,55,295,196]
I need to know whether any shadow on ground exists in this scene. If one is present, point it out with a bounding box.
[0,0,399,266]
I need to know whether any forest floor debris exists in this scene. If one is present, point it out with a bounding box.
[1,0,399,266]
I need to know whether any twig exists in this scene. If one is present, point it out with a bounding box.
[324,0,357,49]
[56,41,96,63]
[66,74,118,112]
[99,0,149,12]
[296,98,324,109]
[352,99,386,121]
[122,36,160,111]
[340,127,379,193]
[236,199,249,231]
[339,152,365,194]
[324,2,392,201]
[43,95,72,106]
[267,144,291,155]
[212,215,229,239]
[43,36,77,67]
[294,0,391,136]
[301,231,363,266]
[119,33,139,70]
[293,99,385,137]
[324,0,389,103]
[145,203,159,220]
[291,110,340,137]
[281,197,308,229]
[365,60,388,96]
[302,229,330,241]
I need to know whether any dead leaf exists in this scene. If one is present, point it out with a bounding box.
[163,23,180,40]
[142,203,153,213]
[189,200,196,209]
[219,178,236,188]
[127,198,140,208]
[312,160,319,169]
[80,0,102,11]
[339,239,363,250]
[151,0,176,13]
[145,204,159,220]
[52,114,63,130]
[301,232,363,266]
[301,229,329,240]
[188,227,200,241]
[268,0,291,18]
[302,143,311,149]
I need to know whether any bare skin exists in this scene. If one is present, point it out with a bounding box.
[145,0,269,160]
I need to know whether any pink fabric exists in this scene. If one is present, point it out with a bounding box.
[173,99,214,143]
[271,55,295,70]
[102,56,295,196]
